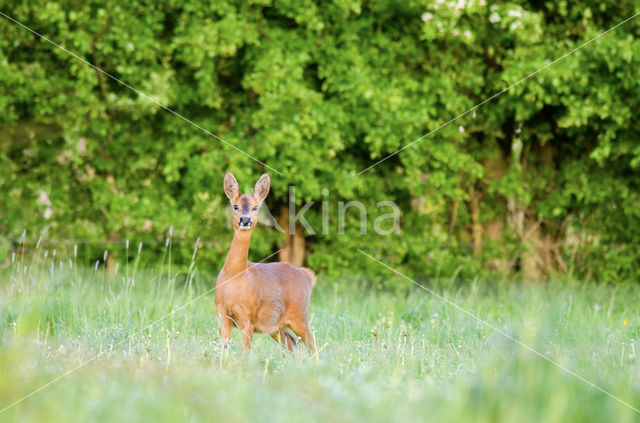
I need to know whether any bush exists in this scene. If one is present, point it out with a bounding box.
[1,1,639,282]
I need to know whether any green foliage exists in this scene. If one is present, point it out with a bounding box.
[1,1,639,281]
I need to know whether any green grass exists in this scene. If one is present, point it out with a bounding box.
[1,248,639,422]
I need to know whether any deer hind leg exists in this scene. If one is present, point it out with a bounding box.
[288,318,315,352]
[270,329,298,352]
[241,322,254,352]
[218,313,233,347]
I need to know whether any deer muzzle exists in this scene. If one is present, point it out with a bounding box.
[239,216,252,230]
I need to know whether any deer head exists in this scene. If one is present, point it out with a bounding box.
[223,172,270,231]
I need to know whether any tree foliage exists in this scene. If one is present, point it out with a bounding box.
[1,0,639,282]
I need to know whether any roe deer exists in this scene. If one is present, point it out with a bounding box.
[215,172,317,352]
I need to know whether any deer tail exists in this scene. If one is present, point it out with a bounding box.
[301,267,317,287]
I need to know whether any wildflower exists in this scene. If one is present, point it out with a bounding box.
[623,320,628,326]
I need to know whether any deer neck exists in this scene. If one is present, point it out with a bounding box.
[222,229,253,276]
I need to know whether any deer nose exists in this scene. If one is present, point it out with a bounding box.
[239,216,251,226]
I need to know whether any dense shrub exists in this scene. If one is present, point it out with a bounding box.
[1,1,639,282]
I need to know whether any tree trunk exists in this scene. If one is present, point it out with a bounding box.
[278,206,306,267]
[468,184,482,256]
[105,232,118,274]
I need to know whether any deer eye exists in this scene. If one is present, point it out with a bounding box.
[233,205,239,210]
[252,206,258,211]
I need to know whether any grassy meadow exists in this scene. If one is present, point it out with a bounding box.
[1,243,639,422]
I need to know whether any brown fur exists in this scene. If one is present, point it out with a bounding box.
[215,172,316,352]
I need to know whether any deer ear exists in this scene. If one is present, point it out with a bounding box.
[253,173,270,203]
[223,172,239,201]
